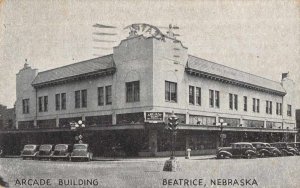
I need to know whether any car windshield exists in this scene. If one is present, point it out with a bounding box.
[24,145,35,150]
[55,145,67,150]
[40,145,52,150]
[265,144,271,147]
[74,144,87,150]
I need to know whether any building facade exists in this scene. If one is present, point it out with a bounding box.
[8,25,298,156]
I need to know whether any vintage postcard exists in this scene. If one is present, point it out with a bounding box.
[0,0,299,188]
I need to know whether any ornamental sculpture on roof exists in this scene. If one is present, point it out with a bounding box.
[124,23,166,40]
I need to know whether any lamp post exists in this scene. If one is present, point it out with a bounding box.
[163,111,179,171]
[167,112,179,159]
[217,119,227,147]
[71,120,85,144]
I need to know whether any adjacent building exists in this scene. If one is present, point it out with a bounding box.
[5,24,298,156]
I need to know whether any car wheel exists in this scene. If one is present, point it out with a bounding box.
[272,152,278,157]
[247,153,252,159]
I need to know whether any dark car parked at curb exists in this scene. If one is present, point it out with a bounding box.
[216,142,257,159]
[70,144,93,161]
[270,142,296,156]
[51,144,72,161]
[0,145,4,158]
[36,144,54,160]
[21,145,39,160]
[287,143,300,155]
[251,142,281,157]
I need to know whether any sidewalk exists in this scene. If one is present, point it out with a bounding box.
[93,155,216,162]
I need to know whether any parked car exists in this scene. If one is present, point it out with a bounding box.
[51,144,72,161]
[251,142,281,157]
[36,144,54,160]
[70,144,93,161]
[21,144,39,159]
[216,142,257,159]
[270,142,295,156]
[0,145,4,157]
[287,143,300,155]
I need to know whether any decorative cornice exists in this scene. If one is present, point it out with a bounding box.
[32,67,116,88]
[185,67,286,96]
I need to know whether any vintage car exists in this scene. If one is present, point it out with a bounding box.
[70,144,93,161]
[0,145,4,157]
[270,142,296,156]
[251,142,281,157]
[21,144,39,159]
[51,144,72,160]
[36,144,54,160]
[216,142,257,159]
[287,142,300,155]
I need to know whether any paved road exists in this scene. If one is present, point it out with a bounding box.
[0,156,299,188]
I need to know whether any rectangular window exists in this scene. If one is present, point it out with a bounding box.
[269,101,272,114]
[98,87,104,106]
[243,96,247,111]
[209,90,214,107]
[266,101,269,114]
[106,86,112,105]
[55,94,60,110]
[22,99,29,114]
[287,104,292,116]
[256,99,260,113]
[215,91,220,108]
[229,93,233,110]
[253,98,256,112]
[75,90,80,108]
[196,87,201,105]
[81,89,87,108]
[44,96,48,112]
[189,86,195,105]
[165,81,177,102]
[276,102,279,115]
[126,81,140,102]
[38,97,43,112]
[61,93,66,110]
[279,103,282,115]
[234,94,238,110]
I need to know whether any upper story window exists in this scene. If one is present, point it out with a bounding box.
[38,96,48,112]
[56,93,66,111]
[189,86,195,105]
[209,89,219,108]
[126,81,140,103]
[253,98,260,113]
[98,87,104,106]
[22,99,30,114]
[287,104,292,116]
[234,94,238,110]
[105,86,112,105]
[266,100,272,114]
[243,96,247,111]
[165,81,177,102]
[75,90,87,108]
[196,87,201,106]
[229,93,233,110]
[229,93,238,110]
[276,102,282,115]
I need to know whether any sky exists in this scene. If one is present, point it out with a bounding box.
[0,0,299,108]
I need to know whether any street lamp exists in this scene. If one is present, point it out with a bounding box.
[217,119,227,147]
[71,120,85,144]
[167,112,179,160]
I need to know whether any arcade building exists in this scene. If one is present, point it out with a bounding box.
[1,24,297,157]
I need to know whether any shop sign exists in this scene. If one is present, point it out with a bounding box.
[145,112,164,123]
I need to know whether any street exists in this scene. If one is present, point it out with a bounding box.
[0,156,299,188]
